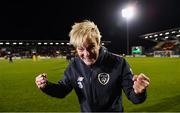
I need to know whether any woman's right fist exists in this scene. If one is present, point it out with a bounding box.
[35,73,48,89]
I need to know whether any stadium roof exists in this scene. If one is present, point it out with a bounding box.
[0,40,111,46]
[140,27,180,42]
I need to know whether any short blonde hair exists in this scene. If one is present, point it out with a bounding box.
[69,20,102,47]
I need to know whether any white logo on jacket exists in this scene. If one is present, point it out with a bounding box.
[98,73,110,85]
[77,76,84,88]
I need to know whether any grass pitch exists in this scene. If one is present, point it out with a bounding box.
[0,57,180,112]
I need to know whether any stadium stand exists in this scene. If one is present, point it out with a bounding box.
[140,27,180,57]
[0,40,111,59]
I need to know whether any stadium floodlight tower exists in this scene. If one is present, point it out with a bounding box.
[122,5,135,55]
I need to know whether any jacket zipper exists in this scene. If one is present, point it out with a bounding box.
[89,69,94,110]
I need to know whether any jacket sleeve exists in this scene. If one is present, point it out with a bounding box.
[41,65,73,98]
[120,58,147,104]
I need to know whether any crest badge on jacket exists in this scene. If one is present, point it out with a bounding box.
[98,73,110,85]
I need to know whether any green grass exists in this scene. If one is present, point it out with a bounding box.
[0,57,180,112]
[124,57,180,112]
[0,58,79,112]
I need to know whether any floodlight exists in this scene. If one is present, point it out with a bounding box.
[154,34,158,37]
[171,31,176,34]
[6,42,10,45]
[19,42,23,45]
[122,6,135,20]
[165,32,169,35]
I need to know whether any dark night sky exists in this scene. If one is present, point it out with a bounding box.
[1,0,180,53]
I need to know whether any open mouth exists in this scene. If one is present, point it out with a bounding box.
[85,58,94,62]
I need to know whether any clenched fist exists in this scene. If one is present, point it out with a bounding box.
[133,73,150,94]
[35,73,48,89]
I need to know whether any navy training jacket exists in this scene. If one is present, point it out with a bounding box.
[41,46,147,112]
